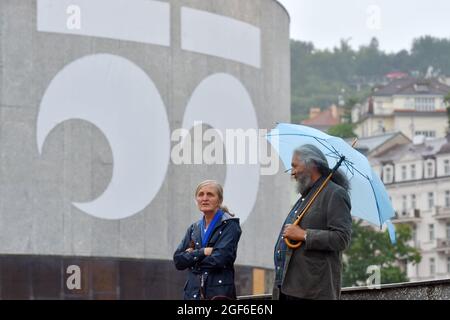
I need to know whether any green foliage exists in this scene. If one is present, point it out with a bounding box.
[342,220,421,287]
[327,124,356,138]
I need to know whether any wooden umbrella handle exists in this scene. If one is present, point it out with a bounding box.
[284,171,334,249]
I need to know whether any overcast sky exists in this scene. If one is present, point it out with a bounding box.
[278,0,450,53]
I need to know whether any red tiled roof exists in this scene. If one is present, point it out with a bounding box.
[301,109,340,126]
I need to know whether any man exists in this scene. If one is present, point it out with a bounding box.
[273,144,352,300]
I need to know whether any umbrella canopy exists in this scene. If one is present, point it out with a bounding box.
[266,123,396,243]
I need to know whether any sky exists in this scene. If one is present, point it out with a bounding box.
[278,0,450,53]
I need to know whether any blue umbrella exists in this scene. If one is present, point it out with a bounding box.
[266,123,396,244]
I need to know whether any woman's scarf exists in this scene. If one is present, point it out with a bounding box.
[200,209,224,248]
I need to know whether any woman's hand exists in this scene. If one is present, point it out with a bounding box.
[204,247,213,256]
[185,248,194,253]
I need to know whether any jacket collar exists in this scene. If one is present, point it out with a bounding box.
[195,210,239,233]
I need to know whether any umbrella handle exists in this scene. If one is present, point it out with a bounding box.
[284,154,348,249]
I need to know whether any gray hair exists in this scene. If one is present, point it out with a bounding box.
[293,144,350,191]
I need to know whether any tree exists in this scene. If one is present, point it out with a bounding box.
[327,124,356,138]
[342,220,421,287]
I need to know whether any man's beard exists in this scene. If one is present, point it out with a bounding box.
[296,172,312,196]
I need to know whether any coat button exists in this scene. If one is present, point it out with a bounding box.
[204,272,208,275]
[218,280,222,284]
[193,294,197,298]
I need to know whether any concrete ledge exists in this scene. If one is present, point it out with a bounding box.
[238,279,450,300]
[341,279,450,300]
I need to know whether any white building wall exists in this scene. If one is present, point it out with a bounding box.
[378,154,450,282]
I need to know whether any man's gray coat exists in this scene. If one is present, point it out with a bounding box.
[274,179,352,300]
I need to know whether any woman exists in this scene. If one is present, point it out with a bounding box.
[173,180,242,300]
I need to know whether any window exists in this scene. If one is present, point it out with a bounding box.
[414,84,429,93]
[401,165,407,180]
[412,225,417,243]
[411,194,417,210]
[415,131,436,138]
[415,97,435,111]
[384,166,393,183]
[428,192,435,209]
[447,223,450,240]
[430,258,436,275]
[429,224,435,241]
[445,191,450,208]
[427,162,434,178]
[411,164,416,180]
[377,120,385,132]
[402,195,407,214]
[445,160,450,175]
[448,257,450,274]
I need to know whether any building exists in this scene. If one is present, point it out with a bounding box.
[353,77,450,140]
[349,131,411,157]
[0,0,290,299]
[301,104,344,132]
[372,136,450,282]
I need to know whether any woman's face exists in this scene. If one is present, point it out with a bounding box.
[196,184,221,215]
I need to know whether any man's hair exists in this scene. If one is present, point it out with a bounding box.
[293,144,350,191]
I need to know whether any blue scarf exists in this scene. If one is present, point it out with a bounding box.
[200,209,224,248]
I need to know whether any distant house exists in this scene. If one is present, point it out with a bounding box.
[353,77,450,140]
[301,104,344,132]
[346,131,411,157]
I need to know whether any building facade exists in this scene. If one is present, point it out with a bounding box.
[353,77,450,140]
[372,137,450,282]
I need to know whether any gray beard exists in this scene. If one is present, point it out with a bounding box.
[296,173,312,196]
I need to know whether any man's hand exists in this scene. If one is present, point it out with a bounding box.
[283,224,306,241]
[204,247,213,256]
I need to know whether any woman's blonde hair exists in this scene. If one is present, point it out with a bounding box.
[195,180,233,216]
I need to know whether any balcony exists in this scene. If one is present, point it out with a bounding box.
[436,238,450,254]
[392,209,421,224]
[434,206,450,220]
